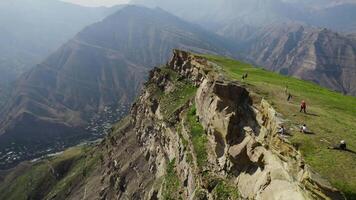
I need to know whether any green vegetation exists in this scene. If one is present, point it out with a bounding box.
[0,146,100,200]
[159,68,197,120]
[202,54,356,198]
[177,126,189,150]
[146,67,197,121]
[194,188,207,200]
[163,159,182,200]
[45,146,100,199]
[201,174,239,200]
[212,180,239,200]
[187,106,208,169]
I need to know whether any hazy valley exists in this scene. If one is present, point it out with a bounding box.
[0,0,355,199]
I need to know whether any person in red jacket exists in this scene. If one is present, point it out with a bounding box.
[300,100,306,113]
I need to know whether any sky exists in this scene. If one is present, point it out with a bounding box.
[60,0,130,7]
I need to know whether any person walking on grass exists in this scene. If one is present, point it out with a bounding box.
[242,73,248,81]
[287,93,292,101]
[300,100,307,113]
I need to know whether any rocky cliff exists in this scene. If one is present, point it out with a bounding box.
[83,50,344,200]
[0,50,346,200]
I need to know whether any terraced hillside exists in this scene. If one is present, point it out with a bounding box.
[1,50,355,199]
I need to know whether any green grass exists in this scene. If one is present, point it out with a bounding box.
[163,159,182,200]
[45,147,101,199]
[0,146,100,200]
[202,54,356,198]
[146,67,197,121]
[201,174,239,200]
[159,68,197,120]
[187,106,208,170]
[212,180,239,200]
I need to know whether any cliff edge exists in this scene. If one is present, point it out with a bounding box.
[0,50,347,200]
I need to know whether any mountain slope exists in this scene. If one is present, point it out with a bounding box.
[0,0,118,85]
[0,6,231,169]
[131,0,356,96]
[2,50,354,199]
[231,23,356,95]
[131,0,356,33]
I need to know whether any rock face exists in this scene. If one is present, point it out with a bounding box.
[72,50,343,200]
[171,50,343,200]
[0,50,346,199]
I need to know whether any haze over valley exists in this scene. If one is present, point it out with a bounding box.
[0,0,355,199]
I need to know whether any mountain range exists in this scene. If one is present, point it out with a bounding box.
[0,6,231,169]
[1,50,355,199]
[1,0,356,170]
[131,0,356,95]
[227,23,356,95]
[132,0,356,33]
[0,0,355,198]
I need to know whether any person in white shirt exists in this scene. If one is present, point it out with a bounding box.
[300,124,308,133]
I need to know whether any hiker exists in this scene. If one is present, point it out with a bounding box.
[328,140,347,151]
[278,125,286,135]
[245,73,248,79]
[300,100,306,113]
[300,124,308,133]
[242,74,245,81]
[287,93,292,101]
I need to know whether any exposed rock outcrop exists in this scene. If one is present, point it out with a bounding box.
[172,50,344,199]
[19,49,344,200]
[94,50,344,200]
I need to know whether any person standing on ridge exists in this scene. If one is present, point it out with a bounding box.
[287,93,292,101]
[300,100,306,113]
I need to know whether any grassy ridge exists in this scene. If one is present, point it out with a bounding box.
[203,54,356,198]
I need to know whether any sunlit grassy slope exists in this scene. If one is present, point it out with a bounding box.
[203,54,356,198]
